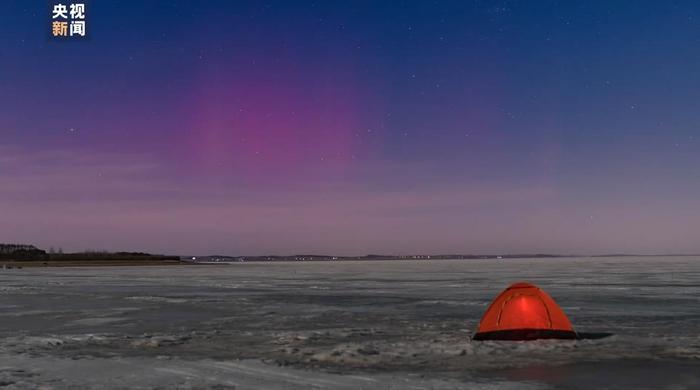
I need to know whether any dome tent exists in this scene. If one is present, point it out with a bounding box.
[473,282,577,341]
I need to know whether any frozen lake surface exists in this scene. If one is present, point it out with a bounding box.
[1,257,699,389]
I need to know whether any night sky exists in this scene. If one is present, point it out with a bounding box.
[1,1,699,255]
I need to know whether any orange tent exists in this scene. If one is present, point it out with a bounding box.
[473,282,577,340]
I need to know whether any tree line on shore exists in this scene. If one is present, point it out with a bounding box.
[0,243,178,262]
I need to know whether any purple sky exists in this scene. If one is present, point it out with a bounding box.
[1,1,699,255]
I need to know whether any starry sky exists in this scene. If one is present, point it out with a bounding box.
[1,1,699,255]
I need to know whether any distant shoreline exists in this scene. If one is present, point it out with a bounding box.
[1,260,188,268]
[182,253,700,264]
[2,254,698,269]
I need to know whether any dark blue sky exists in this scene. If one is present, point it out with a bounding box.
[1,1,699,255]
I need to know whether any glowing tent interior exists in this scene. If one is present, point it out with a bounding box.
[473,282,578,341]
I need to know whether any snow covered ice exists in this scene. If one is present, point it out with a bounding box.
[1,257,699,389]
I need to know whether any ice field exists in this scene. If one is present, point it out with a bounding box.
[1,257,699,389]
